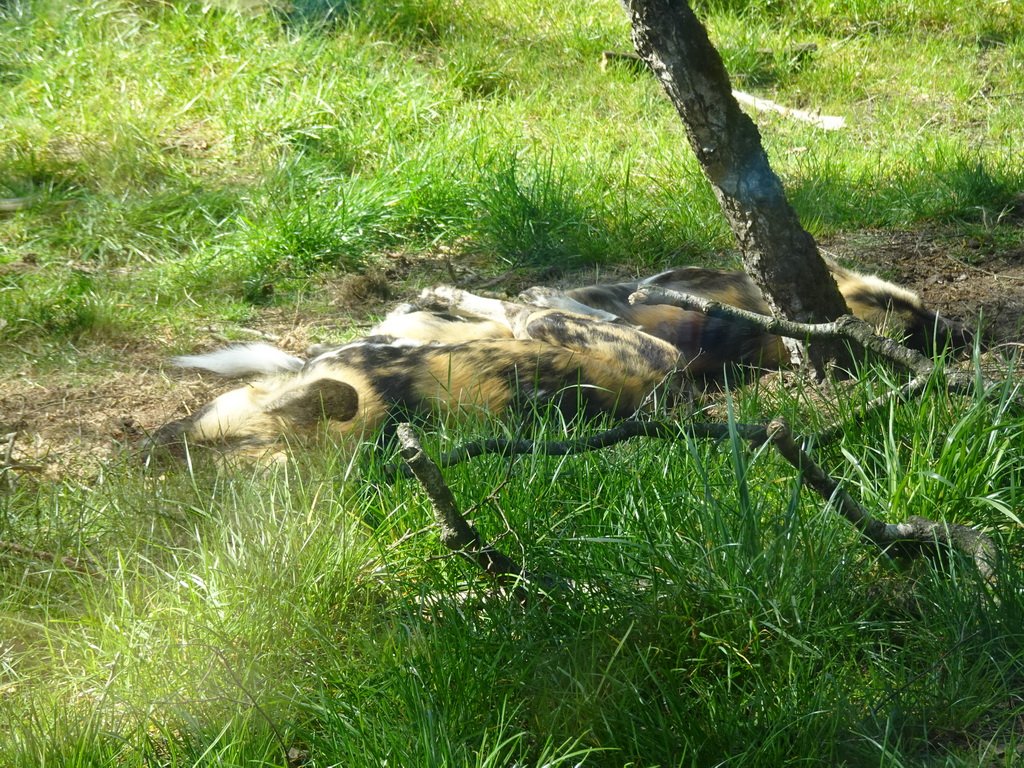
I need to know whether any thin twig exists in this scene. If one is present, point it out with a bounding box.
[940,252,1024,283]
[471,268,519,290]
[813,374,932,446]
[1,431,44,481]
[599,50,844,128]
[383,420,767,479]
[0,462,44,475]
[732,89,846,130]
[869,629,983,715]
[814,369,1007,448]
[194,635,299,767]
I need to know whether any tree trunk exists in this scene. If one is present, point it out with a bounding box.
[620,0,850,362]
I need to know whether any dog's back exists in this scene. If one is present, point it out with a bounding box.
[563,260,972,370]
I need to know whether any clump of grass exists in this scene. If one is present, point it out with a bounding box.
[0,269,140,341]
[784,149,1024,234]
[473,154,598,267]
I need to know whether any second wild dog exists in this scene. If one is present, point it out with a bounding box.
[143,288,686,465]
[388,259,973,376]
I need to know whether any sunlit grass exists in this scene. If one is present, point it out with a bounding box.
[1,0,1023,764]
[2,359,1023,765]
[2,0,1021,338]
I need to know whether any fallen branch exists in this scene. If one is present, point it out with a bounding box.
[397,423,536,601]
[732,90,845,131]
[384,419,767,480]
[767,419,996,581]
[2,431,44,491]
[631,284,936,374]
[600,50,843,129]
[392,287,1004,586]
[630,284,1000,438]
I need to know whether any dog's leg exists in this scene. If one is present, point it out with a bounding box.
[418,286,684,377]
[522,310,683,378]
[417,286,536,337]
[523,309,693,413]
[517,286,622,324]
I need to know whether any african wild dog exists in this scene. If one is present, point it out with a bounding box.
[142,287,687,464]
[145,261,971,464]
[386,259,973,376]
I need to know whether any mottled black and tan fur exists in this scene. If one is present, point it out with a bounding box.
[145,262,971,463]
[143,289,685,464]
[452,259,972,375]
[590,260,970,365]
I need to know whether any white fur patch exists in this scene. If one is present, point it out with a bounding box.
[172,343,305,377]
[639,269,677,285]
[518,286,621,323]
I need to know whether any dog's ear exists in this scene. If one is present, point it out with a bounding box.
[267,379,359,424]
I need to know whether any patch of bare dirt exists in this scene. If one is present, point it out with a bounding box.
[2,231,1022,482]
[822,230,1024,346]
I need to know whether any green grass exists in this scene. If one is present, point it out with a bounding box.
[2,375,1023,766]
[3,0,1020,327]
[2,0,1024,765]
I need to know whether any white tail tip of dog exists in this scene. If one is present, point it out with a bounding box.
[171,343,305,377]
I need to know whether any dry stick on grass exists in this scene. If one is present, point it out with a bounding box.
[600,49,844,130]
[397,423,536,602]
[767,419,997,581]
[731,90,846,131]
[395,286,1001,582]
[2,431,44,492]
[396,413,997,582]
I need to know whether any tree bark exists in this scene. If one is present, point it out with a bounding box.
[620,0,850,360]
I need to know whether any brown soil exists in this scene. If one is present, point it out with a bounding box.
[823,230,1024,346]
[2,231,1022,482]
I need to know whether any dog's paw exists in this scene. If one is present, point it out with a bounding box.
[417,285,465,309]
[517,286,563,307]
[518,286,623,324]
[594,309,625,323]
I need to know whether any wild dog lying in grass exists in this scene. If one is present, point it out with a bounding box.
[385,259,974,377]
[146,260,970,464]
[143,287,688,465]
